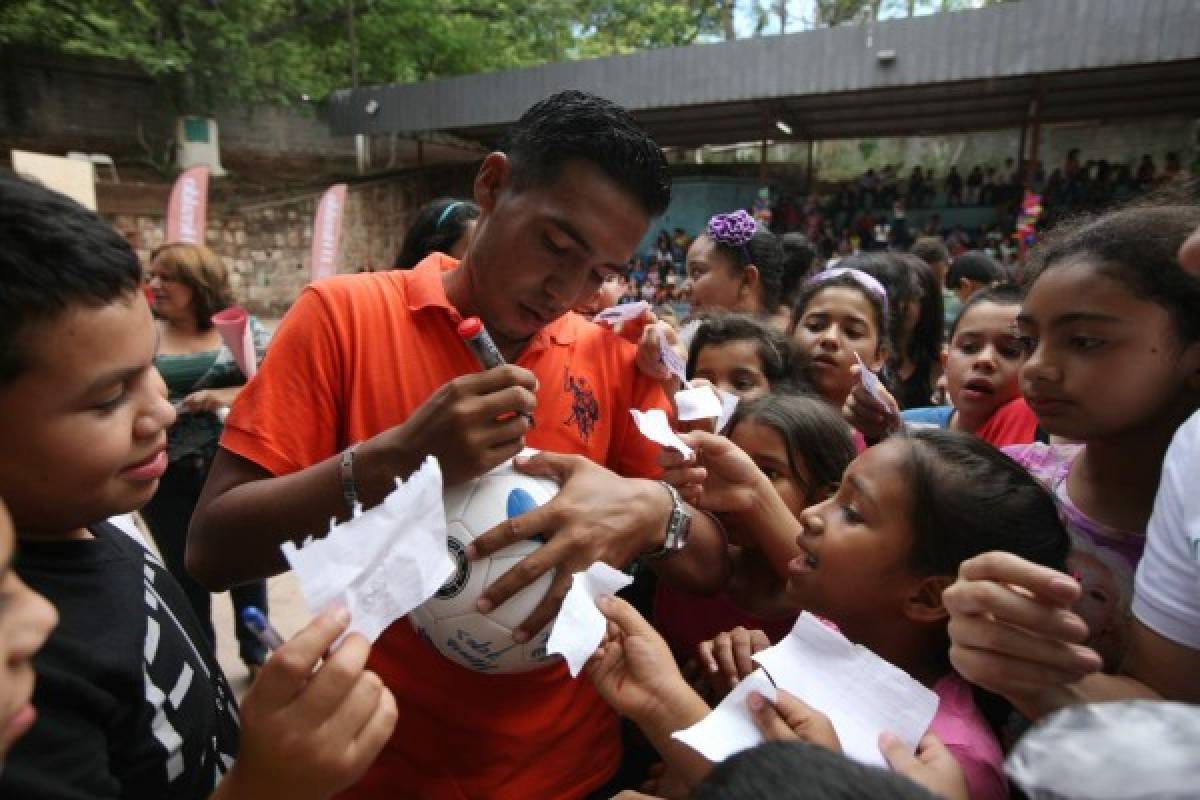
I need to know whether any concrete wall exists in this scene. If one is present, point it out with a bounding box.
[0,48,354,164]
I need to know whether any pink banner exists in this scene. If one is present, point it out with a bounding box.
[165,166,210,245]
[310,183,348,282]
[211,306,257,380]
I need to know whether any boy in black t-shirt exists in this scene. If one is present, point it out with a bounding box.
[0,174,397,799]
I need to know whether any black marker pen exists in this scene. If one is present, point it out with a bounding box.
[457,317,534,426]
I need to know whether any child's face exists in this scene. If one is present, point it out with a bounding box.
[1017,259,1200,441]
[729,420,812,518]
[0,293,176,536]
[944,301,1024,426]
[685,235,749,313]
[692,340,772,402]
[791,286,884,407]
[0,499,58,757]
[785,438,921,638]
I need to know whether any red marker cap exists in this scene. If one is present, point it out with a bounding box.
[457,317,482,340]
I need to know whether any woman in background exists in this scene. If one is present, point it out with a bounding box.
[144,243,271,678]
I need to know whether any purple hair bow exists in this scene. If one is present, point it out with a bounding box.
[706,210,758,249]
[805,267,889,315]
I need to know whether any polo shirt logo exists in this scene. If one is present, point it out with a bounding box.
[562,369,599,443]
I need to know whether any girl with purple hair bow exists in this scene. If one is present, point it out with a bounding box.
[683,210,786,320]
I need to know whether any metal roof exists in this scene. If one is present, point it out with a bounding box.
[330,0,1200,147]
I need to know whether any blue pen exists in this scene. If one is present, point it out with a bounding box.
[241,605,285,652]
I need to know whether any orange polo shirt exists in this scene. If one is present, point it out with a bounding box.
[222,254,670,799]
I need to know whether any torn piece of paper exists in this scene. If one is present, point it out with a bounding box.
[545,562,634,677]
[752,613,939,768]
[657,328,689,385]
[282,456,454,645]
[672,669,778,763]
[631,408,694,459]
[715,388,739,434]
[675,385,723,421]
[678,318,703,351]
[854,352,887,407]
[593,300,651,325]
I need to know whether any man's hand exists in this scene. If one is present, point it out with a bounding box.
[466,452,671,639]
[880,732,969,800]
[586,596,705,730]
[660,431,771,515]
[218,608,398,800]
[748,689,842,752]
[695,626,770,698]
[945,551,1103,718]
[366,365,538,487]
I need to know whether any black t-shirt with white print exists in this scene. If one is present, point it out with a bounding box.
[2,521,240,799]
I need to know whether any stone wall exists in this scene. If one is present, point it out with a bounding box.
[104,163,477,317]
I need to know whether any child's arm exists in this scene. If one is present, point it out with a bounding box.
[586,596,716,790]
[661,431,803,579]
[881,733,970,800]
[212,608,397,800]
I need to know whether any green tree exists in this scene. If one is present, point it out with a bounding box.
[0,0,740,109]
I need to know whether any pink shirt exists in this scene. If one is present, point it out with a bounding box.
[929,674,1007,800]
[1004,443,1144,670]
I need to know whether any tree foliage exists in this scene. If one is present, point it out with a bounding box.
[0,0,1013,111]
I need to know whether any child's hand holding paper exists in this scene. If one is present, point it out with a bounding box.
[845,353,901,440]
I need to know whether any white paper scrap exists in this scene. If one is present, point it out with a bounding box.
[545,562,633,677]
[854,352,887,406]
[752,613,939,768]
[657,329,690,385]
[593,300,651,325]
[675,385,723,421]
[672,669,778,763]
[678,318,703,351]
[282,456,454,645]
[715,388,740,434]
[630,408,694,458]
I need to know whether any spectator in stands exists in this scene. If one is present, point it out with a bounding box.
[859,169,879,209]
[945,166,963,207]
[1065,148,1082,181]
[920,214,940,240]
[907,166,926,209]
[886,199,908,250]
[980,167,998,206]
[965,165,984,205]
[1136,154,1157,187]
[1164,151,1183,182]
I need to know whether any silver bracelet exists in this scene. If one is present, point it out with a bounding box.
[339,445,360,515]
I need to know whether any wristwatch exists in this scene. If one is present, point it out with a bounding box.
[644,481,692,560]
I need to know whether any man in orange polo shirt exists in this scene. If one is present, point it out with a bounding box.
[188,91,729,798]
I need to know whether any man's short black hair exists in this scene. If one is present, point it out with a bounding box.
[0,175,142,385]
[501,90,671,217]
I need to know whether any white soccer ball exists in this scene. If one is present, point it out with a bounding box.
[409,455,560,674]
